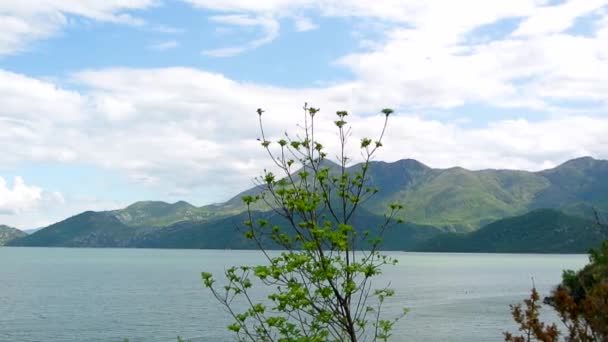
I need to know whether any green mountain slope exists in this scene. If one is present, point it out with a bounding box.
[363,163,550,231]
[0,225,27,246]
[8,211,134,247]
[190,156,608,232]
[112,200,226,227]
[8,156,607,250]
[414,209,606,253]
[362,157,607,231]
[132,209,444,250]
[534,157,608,218]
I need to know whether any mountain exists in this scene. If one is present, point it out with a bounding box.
[361,160,549,231]
[7,156,608,251]
[9,211,134,247]
[190,157,608,232]
[413,209,606,253]
[131,209,444,250]
[363,157,608,231]
[533,157,608,218]
[112,200,223,228]
[10,207,443,250]
[0,225,27,246]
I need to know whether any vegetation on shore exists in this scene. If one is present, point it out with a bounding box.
[505,217,608,341]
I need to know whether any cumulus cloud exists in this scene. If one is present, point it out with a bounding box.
[0,176,42,214]
[1,66,606,206]
[183,0,608,109]
[1,0,608,227]
[353,114,608,171]
[334,1,608,110]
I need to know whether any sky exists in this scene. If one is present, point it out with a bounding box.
[1,0,607,229]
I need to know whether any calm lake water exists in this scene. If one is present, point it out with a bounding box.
[0,248,587,342]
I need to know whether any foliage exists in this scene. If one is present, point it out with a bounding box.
[504,216,608,341]
[202,104,406,341]
[547,241,608,341]
[504,287,559,342]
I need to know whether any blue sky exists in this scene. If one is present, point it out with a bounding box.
[1,0,607,229]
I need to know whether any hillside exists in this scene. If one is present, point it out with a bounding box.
[8,211,135,247]
[414,209,606,253]
[10,207,443,250]
[534,157,608,218]
[112,200,224,228]
[0,225,27,246]
[362,160,551,231]
[131,209,444,250]
[189,156,608,232]
[7,156,607,250]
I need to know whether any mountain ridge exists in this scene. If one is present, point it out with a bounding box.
[7,156,608,251]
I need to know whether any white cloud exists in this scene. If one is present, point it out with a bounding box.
[202,15,279,57]
[513,0,606,37]
[333,1,608,109]
[151,25,185,34]
[182,0,311,13]
[148,40,179,51]
[1,67,606,199]
[2,0,608,228]
[294,17,317,32]
[353,114,608,171]
[0,176,42,214]
[183,0,608,107]
[0,70,85,122]
[202,46,247,58]
[0,0,156,55]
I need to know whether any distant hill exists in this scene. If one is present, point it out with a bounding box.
[112,200,222,228]
[7,156,608,251]
[0,225,27,246]
[413,209,607,253]
[9,211,134,247]
[10,208,443,250]
[180,156,608,232]
[132,209,444,250]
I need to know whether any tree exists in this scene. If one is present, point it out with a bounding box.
[202,104,406,341]
[505,215,608,342]
[503,287,560,342]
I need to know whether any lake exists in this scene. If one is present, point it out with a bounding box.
[0,248,587,341]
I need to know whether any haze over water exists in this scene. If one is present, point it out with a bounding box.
[1,248,587,342]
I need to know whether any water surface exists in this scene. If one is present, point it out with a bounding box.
[0,248,587,341]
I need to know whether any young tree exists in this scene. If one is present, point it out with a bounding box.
[202,104,406,341]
